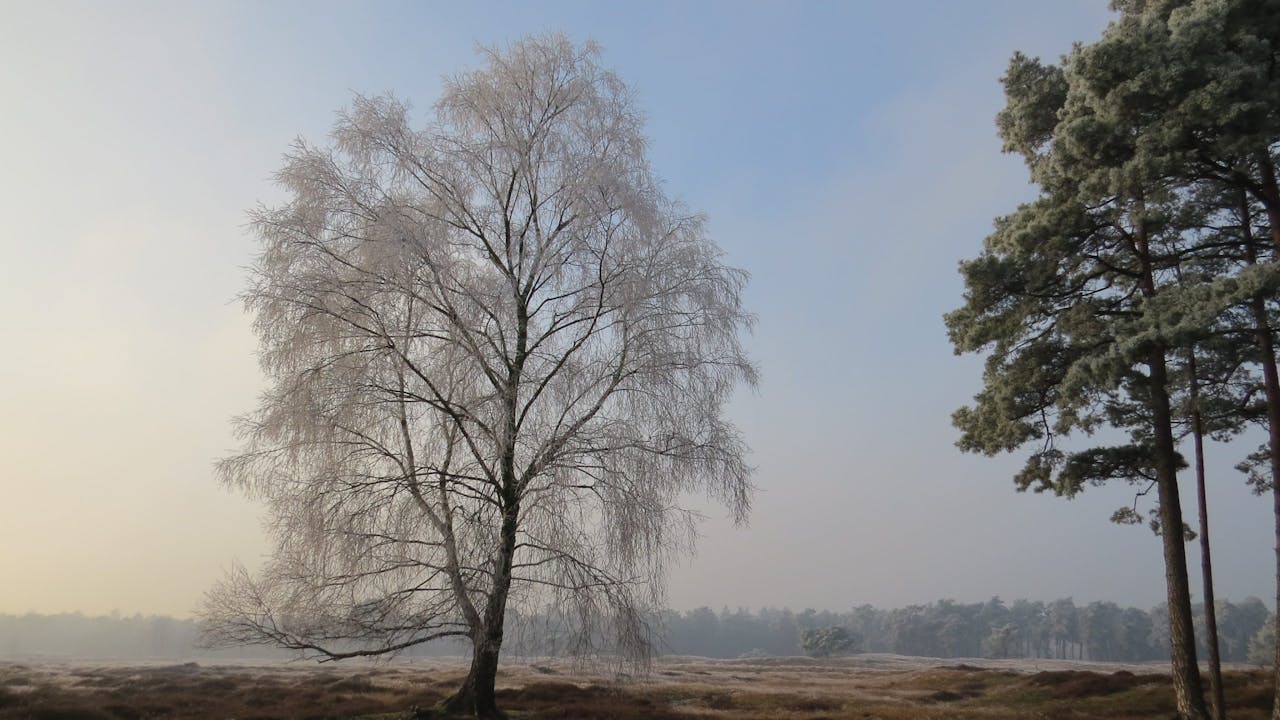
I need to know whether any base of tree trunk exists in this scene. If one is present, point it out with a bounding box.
[416,681,507,720]
[411,701,508,720]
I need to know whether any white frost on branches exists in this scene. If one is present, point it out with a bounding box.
[200,34,755,666]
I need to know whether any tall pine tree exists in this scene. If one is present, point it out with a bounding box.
[948,48,1213,719]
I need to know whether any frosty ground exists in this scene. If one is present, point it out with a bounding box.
[0,654,1274,719]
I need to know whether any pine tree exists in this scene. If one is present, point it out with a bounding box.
[948,47,1214,719]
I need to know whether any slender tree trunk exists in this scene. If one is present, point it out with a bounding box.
[1257,154,1280,253]
[1255,313,1280,720]
[1188,351,1227,720]
[1133,210,1209,720]
[1259,335,1280,720]
[1149,351,1211,720]
[1237,186,1280,720]
[1258,167,1280,720]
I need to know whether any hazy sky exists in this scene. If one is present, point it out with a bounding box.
[1,0,1273,619]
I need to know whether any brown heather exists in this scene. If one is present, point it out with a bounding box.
[0,657,1274,720]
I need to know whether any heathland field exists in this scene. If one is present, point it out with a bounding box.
[0,655,1273,719]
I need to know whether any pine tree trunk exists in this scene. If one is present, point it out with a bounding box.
[1149,351,1211,720]
[1188,351,1227,720]
[1238,184,1280,720]
[1133,210,1209,720]
[1263,362,1280,720]
[1253,315,1280,720]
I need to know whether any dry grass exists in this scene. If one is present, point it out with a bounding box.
[0,656,1271,719]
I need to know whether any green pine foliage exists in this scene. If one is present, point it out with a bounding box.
[947,2,1280,717]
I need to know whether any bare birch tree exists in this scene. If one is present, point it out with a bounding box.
[199,34,755,719]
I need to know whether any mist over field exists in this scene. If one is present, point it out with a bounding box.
[1,598,1272,664]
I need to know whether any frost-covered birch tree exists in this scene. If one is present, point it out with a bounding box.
[199,34,755,719]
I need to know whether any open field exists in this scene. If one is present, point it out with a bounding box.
[0,655,1273,719]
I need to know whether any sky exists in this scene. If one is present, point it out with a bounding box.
[0,0,1274,619]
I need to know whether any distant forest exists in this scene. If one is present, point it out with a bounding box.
[2,597,1272,664]
[658,598,1271,663]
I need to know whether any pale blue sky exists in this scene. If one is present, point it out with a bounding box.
[1,1,1272,617]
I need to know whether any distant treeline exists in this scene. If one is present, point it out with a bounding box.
[1,597,1272,663]
[659,598,1274,663]
[0,612,469,661]
[0,613,284,661]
